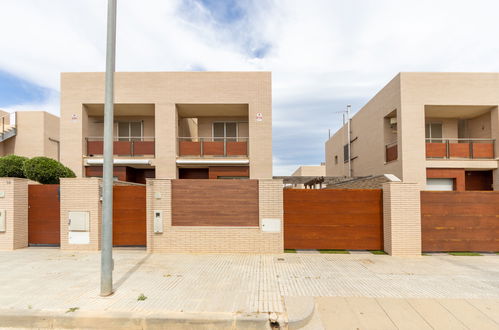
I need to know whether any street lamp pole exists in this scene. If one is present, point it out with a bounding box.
[100,0,117,297]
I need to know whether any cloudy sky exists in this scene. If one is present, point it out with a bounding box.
[1,0,499,175]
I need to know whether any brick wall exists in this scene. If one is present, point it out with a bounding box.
[146,179,283,253]
[60,178,101,251]
[0,178,28,250]
[382,182,421,256]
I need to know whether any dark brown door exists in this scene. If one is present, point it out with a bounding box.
[113,185,146,246]
[465,170,493,191]
[28,185,60,246]
[178,168,209,179]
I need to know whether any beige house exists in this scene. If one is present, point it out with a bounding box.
[289,164,325,188]
[326,73,499,191]
[0,110,60,160]
[60,72,272,183]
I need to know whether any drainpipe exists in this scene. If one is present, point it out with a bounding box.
[347,105,352,177]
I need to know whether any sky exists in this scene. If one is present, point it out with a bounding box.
[1,0,499,175]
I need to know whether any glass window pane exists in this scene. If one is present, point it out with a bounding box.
[431,123,442,142]
[425,123,430,139]
[118,122,129,141]
[213,123,224,141]
[226,122,237,141]
[130,122,142,141]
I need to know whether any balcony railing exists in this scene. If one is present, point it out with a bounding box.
[385,141,398,163]
[425,138,495,159]
[178,137,248,157]
[86,137,155,156]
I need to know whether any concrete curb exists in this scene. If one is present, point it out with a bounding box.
[283,296,316,329]
[0,309,273,330]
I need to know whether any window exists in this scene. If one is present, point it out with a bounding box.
[425,123,442,143]
[118,121,142,141]
[343,144,349,163]
[213,122,237,141]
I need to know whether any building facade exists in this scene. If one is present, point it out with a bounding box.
[60,72,272,183]
[325,73,499,191]
[289,164,326,188]
[0,110,60,160]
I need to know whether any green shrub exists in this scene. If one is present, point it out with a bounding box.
[22,157,75,184]
[0,155,28,178]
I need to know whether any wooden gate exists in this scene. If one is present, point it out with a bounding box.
[113,185,146,246]
[28,184,60,246]
[421,191,499,252]
[284,189,383,250]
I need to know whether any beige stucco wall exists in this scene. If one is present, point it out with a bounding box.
[0,111,60,161]
[326,73,499,188]
[60,178,101,251]
[0,178,28,250]
[291,165,325,177]
[60,72,272,179]
[146,179,283,253]
[325,74,402,179]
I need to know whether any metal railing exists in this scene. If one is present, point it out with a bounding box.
[178,137,249,157]
[425,138,495,159]
[86,136,155,156]
[0,111,16,140]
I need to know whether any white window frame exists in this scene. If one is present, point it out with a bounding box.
[116,121,144,141]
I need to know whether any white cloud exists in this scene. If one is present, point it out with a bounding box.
[1,0,499,168]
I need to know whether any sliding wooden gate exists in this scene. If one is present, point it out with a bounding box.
[421,191,499,252]
[113,185,146,246]
[28,184,60,246]
[284,189,383,250]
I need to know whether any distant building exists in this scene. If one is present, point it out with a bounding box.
[326,73,499,191]
[0,110,60,160]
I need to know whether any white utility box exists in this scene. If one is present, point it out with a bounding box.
[68,211,90,232]
[0,209,5,232]
[154,210,163,233]
[261,218,281,233]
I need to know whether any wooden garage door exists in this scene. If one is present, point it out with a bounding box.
[28,184,60,246]
[113,185,146,246]
[421,191,499,252]
[284,189,383,250]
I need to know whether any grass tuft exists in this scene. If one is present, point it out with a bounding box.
[65,307,79,313]
[448,252,482,256]
[319,249,349,254]
[137,293,147,301]
[284,249,297,253]
[370,250,387,255]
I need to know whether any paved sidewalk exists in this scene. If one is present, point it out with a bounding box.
[0,248,498,328]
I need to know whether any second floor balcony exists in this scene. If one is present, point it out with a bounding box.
[86,137,155,157]
[426,138,495,159]
[178,137,248,157]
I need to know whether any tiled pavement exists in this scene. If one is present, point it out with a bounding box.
[0,248,498,318]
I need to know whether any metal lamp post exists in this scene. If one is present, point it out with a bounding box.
[100,0,117,297]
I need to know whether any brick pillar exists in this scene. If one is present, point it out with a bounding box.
[382,182,421,256]
[60,178,102,251]
[0,178,28,250]
[493,169,499,191]
[146,179,172,253]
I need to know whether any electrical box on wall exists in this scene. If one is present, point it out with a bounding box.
[154,210,163,233]
[261,218,281,233]
[0,209,6,232]
[68,211,90,232]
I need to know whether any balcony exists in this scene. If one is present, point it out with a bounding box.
[178,137,248,157]
[425,139,495,159]
[86,137,155,156]
[385,141,398,163]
